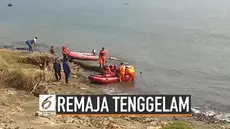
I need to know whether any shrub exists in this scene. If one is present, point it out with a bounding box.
[0,56,9,86]
[162,121,193,129]
[0,49,53,95]
[6,68,35,90]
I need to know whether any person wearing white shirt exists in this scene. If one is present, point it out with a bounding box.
[25,37,37,53]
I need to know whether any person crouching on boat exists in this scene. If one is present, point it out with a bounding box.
[113,64,119,76]
[110,64,118,75]
[92,49,97,56]
[99,47,108,67]
[126,65,135,82]
[62,46,70,60]
[119,62,126,82]
[104,65,114,76]
[110,65,115,73]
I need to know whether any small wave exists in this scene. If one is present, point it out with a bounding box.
[191,107,230,123]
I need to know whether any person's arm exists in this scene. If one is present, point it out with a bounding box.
[105,50,108,57]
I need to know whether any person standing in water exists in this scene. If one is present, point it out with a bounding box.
[125,65,135,82]
[25,37,37,53]
[119,62,126,82]
[62,58,71,83]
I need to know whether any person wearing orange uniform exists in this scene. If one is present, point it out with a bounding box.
[99,47,108,67]
[119,62,126,82]
[126,65,135,82]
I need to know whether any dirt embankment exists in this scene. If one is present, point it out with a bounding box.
[0,49,229,129]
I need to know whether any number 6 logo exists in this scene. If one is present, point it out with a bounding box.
[42,96,53,110]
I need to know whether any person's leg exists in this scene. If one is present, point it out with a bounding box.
[67,73,69,83]
[119,74,122,82]
[31,46,33,53]
[64,73,67,83]
[102,57,105,66]
[58,72,61,81]
[26,42,31,53]
[127,73,134,82]
[132,73,135,81]
[119,73,125,82]
[122,74,126,82]
[65,73,69,83]
[99,57,102,67]
[54,72,58,81]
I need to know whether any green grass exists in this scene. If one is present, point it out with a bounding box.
[162,121,193,129]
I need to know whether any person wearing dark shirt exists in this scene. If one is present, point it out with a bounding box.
[53,58,61,81]
[62,58,71,83]
[50,46,55,55]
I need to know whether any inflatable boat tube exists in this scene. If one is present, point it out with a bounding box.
[67,51,99,61]
[88,74,119,84]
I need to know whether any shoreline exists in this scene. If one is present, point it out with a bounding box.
[1,44,230,121]
[0,48,229,129]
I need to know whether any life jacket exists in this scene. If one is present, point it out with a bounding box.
[126,65,135,74]
[120,65,126,74]
[99,50,108,57]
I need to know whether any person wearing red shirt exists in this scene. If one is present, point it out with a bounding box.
[104,65,114,76]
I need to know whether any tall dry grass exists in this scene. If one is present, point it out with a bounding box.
[0,49,54,95]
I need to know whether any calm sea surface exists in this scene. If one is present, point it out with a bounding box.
[0,0,230,118]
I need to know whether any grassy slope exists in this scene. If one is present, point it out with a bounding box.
[0,49,53,93]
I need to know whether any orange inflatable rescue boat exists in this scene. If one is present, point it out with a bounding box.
[88,74,119,84]
[67,51,99,61]
[88,74,130,84]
